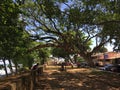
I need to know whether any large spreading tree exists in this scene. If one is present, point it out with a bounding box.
[21,0,120,66]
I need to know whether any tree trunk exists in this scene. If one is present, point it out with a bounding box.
[8,59,13,74]
[85,55,95,67]
[2,58,8,77]
[28,58,33,69]
[68,55,74,63]
[14,60,18,74]
[41,58,45,65]
[80,52,95,67]
[74,54,77,63]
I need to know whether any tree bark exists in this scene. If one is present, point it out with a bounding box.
[80,52,95,67]
[85,54,95,67]
[8,59,13,74]
[2,58,8,77]
[14,60,18,74]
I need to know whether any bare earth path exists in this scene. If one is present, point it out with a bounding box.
[36,66,120,90]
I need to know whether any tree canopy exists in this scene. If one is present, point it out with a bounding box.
[0,0,120,69]
[0,0,37,74]
[20,0,120,66]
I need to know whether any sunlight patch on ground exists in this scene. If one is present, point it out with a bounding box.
[37,66,120,90]
[67,68,92,73]
[77,82,83,86]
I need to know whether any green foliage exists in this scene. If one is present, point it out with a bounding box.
[0,0,20,26]
[76,57,85,62]
[37,48,50,64]
[42,0,61,18]
[0,0,22,59]
[98,46,108,53]
[15,53,34,69]
[0,0,36,72]
[21,0,120,66]
[52,47,70,58]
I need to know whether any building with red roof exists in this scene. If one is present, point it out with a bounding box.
[92,52,120,66]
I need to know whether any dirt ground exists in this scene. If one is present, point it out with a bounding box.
[36,66,120,90]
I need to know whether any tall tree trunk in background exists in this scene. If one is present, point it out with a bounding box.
[41,58,45,65]
[80,52,95,67]
[28,59,34,69]
[8,59,13,74]
[85,54,95,67]
[14,60,18,74]
[86,57,95,67]
[2,58,8,77]
[74,54,77,63]
[96,36,98,46]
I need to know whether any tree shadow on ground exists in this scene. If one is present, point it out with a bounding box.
[37,68,120,90]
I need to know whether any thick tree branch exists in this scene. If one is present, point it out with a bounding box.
[80,20,120,25]
[28,43,60,52]
[91,38,111,53]
[97,20,120,25]
[30,35,60,43]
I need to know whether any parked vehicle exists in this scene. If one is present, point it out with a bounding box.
[100,64,114,71]
[100,64,120,73]
[105,64,114,71]
[111,65,120,72]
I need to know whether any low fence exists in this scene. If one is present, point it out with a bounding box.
[0,66,43,90]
